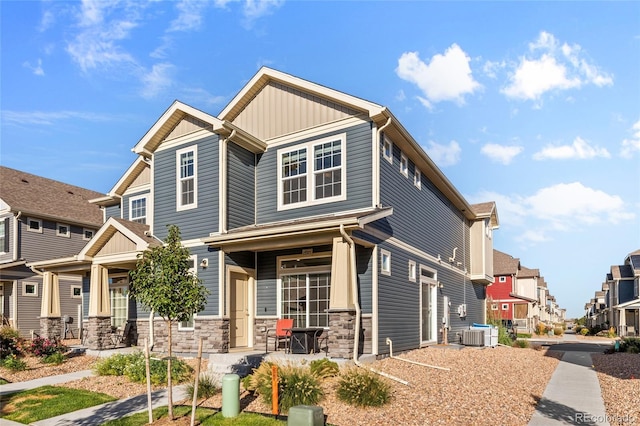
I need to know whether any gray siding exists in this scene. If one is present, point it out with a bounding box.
[619,279,635,304]
[16,278,42,338]
[122,190,150,222]
[356,246,373,314]
[153,134,219,241]
[256,122,373,224]
[105,204,121,220]
[226,251,255,270]
[227,142,256,230]
[191,245,219,316]
[19,218,97,263]
[58,276,83,337]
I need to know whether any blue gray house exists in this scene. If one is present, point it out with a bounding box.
[32,68,499,357]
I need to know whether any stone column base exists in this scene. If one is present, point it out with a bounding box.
[86,317,113,350]
[39,317,62,340]
[134,318,230,354]
[327,310,357,359]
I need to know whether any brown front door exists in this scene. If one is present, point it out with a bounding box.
[230,271,249,348]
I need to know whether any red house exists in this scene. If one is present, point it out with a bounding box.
[488,250,525,327]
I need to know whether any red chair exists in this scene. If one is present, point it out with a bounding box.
[265,318,293,353]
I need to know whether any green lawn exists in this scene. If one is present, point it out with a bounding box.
[101,405,286,426]
[0,385,116,424]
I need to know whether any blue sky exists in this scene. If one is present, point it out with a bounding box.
[2,1,639,318]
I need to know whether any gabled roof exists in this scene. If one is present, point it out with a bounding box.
[470,202,499,228]
[518,266,540,279]
[0,166,103,227]
[493,249,520,275]
[90,157,149,206]
[611,264,634,280]
[79,217,161,259]
[218,67,494,223]
[132,100,265,157]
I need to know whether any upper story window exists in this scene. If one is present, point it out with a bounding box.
[499,276,507,283]
[414,169,422,189]
[28,218,42,233]
[130,196,147,224]
[57,223,70,238]
[381,249,391,276]
[400,153,408,177]
[408,260,416,282]
[0,218,7,253]
[83,229,94,241]
[383,135,393,164]
[176,146,198,211]
[277,134,346,211]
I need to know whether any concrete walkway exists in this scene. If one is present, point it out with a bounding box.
[528,334,612,426]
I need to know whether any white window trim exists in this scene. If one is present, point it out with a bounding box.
[83,229,94,241]
[408,260,416,282]
[56,223,70,238]
[491,303,499,310]
[502,303,509,311]
[71,285,82,299]
[179,254,198,330]
[27,218,42,233]
[499,276,507,283]
[381,249,391,276]
[414,169,422,189]
[277,133,347,211]
[23,282,38,297]
[176,145,198,211]
[383,135,393,164]
[129,195,147,224]
[400,152,408,178]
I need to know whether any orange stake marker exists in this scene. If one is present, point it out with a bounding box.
[271,365,278,415]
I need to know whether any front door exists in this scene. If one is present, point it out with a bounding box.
[230,271,249,348]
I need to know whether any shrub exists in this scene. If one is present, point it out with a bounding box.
[29,337,67,358]
[580,327,589,336]
[2,354,27,371]
[186,373,220,400]
[607,327,616,338]
[497,325,513,346]
[336,368,391,407]
[553,327,563,336]
[517,333,532,339]
[309,358,339,378]
[536,323,547,336]
[245,362,323,413]
[0,326,23,359]
[512,339,529,348]
[42,352,66,365]
[95,351,192,385]
[619,337,640,354]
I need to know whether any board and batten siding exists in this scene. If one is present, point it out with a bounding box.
[19,218,97,263]
[152,134,219,241]
[227,142,256,230]
[256,122,373,224]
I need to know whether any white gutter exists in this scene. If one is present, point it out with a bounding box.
[12,212,21,261]
[385,337,450,371]
[339,224,408,386]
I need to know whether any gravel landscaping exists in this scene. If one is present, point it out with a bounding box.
[2,342,638,426]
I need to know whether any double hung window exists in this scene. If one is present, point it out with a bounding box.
[278,134,346,210]
[130,196,147,224]
[176,146,197,210]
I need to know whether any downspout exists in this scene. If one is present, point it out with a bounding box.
[375,118,392,207]
[340,225,408,386]
[13,211,22,261]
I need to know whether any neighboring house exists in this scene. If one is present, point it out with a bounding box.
[487,249,520,326]
[604,250,640,336]
[32,67,499,357]
[0,166,103,338]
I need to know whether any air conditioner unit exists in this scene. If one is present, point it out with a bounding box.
[462,330,484,346]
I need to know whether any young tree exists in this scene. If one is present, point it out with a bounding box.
[129,224,208,420]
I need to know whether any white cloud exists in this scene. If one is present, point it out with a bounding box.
[424,140,461,167]
[469,182,635,246]
[533,136,611,160]
[39,10,55,32]
[1,110,112,126]
[480,143,523,165]
[483,60,505,79]
[23,59,45,76]
[502,31,613,103]
[395,89,406,102]
[242,0,284,24]
[396,44,482,109]
[620,119,640,158]
[169,0,209,32]
[180,87,227,106]
[140,63,175,99]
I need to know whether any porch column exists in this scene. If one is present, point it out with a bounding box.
[39,272,62,339]
[328,237,356,358]
[619,308,627,336]
[86,265,112,349]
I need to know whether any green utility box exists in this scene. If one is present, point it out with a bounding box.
[287,405,324,426]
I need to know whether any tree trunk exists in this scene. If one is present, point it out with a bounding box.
[167,319,173,420]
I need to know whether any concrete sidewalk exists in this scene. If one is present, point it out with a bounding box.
[528,339,611,425]
[0,370,95,397]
